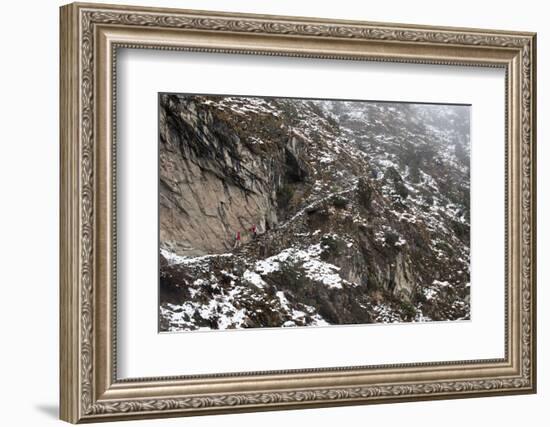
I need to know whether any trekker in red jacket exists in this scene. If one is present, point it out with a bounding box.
[233,231,241,249]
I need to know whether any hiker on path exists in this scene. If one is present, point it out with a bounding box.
[233,231,241,249]
[250,224,257,240]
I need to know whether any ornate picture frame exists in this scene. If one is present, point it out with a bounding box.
[60,2,536,423]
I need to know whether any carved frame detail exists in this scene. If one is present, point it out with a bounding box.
[60,2,536,423]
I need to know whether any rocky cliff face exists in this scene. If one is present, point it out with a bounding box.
[159,94,470,331]
[161,95,279,255]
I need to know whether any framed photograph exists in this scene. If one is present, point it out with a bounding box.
[60,2,537,423]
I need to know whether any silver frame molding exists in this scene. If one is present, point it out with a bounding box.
[60,2,536,423]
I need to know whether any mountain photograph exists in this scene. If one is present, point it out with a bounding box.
[158,93,471,332]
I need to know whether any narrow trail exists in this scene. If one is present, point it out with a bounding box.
[277,181,358,231]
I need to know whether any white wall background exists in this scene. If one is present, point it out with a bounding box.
[0,0,545,426]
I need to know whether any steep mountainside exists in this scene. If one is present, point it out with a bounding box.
[159,94,470,331]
